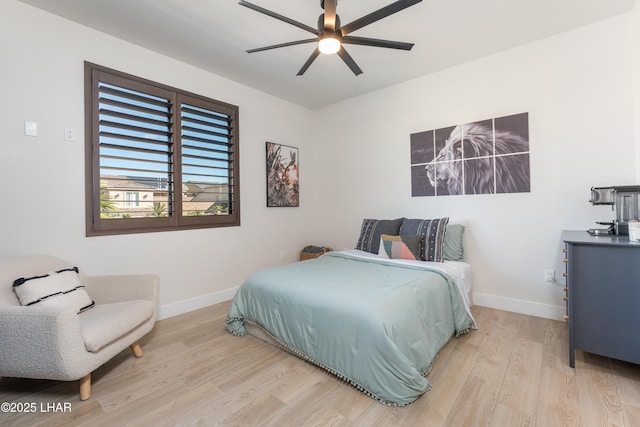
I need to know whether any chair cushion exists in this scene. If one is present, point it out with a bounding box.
[79,300,153,353]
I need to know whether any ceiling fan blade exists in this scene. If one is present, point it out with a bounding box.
[247,38,318,53]
[337,47,363,76]
[342,35,414,51]
[239,0,319,35]
[297,48,321,76]
[323,0,337,30]
[340,0,422,36]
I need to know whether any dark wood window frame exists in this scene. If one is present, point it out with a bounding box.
[84,62,240,236]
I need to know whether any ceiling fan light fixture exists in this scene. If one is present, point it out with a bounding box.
[318,35,341,54]
[240,0,423,75]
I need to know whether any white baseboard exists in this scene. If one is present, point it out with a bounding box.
[157,287,238,320]
[157,289,566,322]
[472,292,566,321]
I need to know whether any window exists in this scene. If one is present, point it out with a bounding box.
[84,62,240,236]
[125,192,139,207]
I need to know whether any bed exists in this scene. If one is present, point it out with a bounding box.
[225,218,476,406]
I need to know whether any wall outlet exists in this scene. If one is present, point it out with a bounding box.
[544,269,555,282]
[279,250,285,260]
[25,121,38,137]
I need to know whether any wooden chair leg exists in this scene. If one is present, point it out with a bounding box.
[130,342,144,358]
[78,344,141,401]
[79,373,91,401]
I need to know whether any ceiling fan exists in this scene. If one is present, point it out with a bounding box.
[238,0,423,76]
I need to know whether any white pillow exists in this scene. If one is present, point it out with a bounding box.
[13,267,95,313]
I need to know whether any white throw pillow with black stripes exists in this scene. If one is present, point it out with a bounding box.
[13,267,95,313]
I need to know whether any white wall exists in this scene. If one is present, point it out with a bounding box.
[311,13,637,320]
[2,1,638,322]
[0,0,316,318]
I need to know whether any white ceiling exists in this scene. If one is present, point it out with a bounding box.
[18,0,636,109]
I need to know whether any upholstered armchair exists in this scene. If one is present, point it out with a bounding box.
[0,255,159,400]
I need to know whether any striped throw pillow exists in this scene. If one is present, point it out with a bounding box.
[355,218,404,254]
[399,217,450,262]
[13,267,95,313]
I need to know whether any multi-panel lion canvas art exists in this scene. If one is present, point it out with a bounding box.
[411,113,530,197]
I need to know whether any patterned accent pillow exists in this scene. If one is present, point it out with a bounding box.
[356,218,404,254]
[443,224,465,261]
[399,217,450,262]
[378,234,423,260]
[13,267,95,313]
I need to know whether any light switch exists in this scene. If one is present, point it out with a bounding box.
[25,121,38,137]
[64,127,76,141]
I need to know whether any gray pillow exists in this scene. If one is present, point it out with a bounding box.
[356,218,404,254]
[399,217,449,262]
[443,224,465,261]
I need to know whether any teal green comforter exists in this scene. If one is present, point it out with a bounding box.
[226,251,475,406]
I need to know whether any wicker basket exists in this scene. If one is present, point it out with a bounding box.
[299,246,333,261]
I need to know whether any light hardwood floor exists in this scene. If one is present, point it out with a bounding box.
[2,302,640,426]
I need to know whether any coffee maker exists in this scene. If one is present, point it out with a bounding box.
[589,185,640,235]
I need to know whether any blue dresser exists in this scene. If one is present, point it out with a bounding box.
[562,230,640,367]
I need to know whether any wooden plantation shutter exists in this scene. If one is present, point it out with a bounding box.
[179,97,237,218]
[85,62,240,236]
